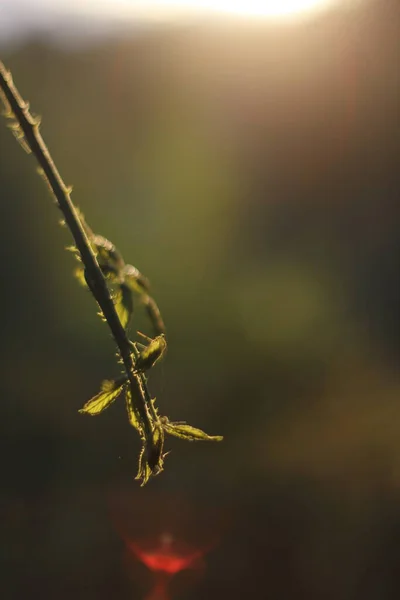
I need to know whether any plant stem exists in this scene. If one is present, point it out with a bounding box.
[0,60,153,441]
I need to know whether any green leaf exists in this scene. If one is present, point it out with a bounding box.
[135,334,167,372]
[125,386,141,432]
[79,378,126,416]
[147,425,165,470]
[163,421,223,442]
[136,444,153,487]
[135,425,166,486]
[114,283,134,329]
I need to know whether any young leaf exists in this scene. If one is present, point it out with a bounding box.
[79,378,126,416]
[135,333,167,372]
[136,443,153,487]
[114,283,134,330]
[163,421,223,442]
[135,425,166,486]
[147,424,165,471]
[125,386,141,432]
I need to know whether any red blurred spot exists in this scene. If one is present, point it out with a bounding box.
[109,488,229,599]
[126,532,205,575]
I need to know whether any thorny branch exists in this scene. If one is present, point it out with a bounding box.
[0,60,222,485]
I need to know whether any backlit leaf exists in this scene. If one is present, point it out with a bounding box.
[114,283,134,329]
[135,334,167,372]
[125,386,141,432]
[135,425,166,486]
[79,378,126,416]
[163,421,223,442]
[136,444,153,487]
[147,425,165,471]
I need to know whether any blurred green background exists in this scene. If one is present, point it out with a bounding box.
[1,1,400,598]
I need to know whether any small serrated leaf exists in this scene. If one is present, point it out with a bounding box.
[135,425,166,486]
[135,333,167,372]
[114,283,134,330]
[163,421,223,442]
[135,444,153,486]
[125,386,141,432]
[79,379,126,416]
[147,425,165,470]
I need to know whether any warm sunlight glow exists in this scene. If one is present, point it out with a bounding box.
[173,0,333,17]
[28,0,340,29]
[113,0,339,23]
